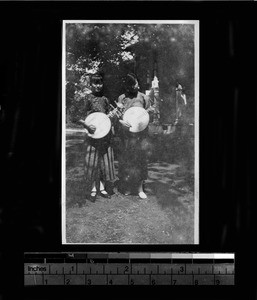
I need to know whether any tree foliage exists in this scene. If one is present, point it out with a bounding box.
[65,23,195,126]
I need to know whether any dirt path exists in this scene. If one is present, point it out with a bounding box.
[65,148,195,244]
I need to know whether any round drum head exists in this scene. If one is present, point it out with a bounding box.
[85,112,111,139]
[123,107,149,133]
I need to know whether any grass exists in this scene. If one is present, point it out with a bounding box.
[65,124,195,244]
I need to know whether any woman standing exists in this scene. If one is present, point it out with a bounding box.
[117,73,151,199]
[175,82,187,126]
[71,72,116,202]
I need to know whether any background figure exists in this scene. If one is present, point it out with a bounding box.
[175,82,187,126]
[117,73,151,199]
[149,87,161,125]
[70,72,116,203]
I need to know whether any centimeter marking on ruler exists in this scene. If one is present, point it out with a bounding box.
[24,253,235,286]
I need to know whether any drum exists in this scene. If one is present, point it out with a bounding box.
[123,107,150,133]
[85,112,111,139]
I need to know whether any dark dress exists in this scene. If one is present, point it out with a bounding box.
[71,93,116,193]
[117,91,151,192]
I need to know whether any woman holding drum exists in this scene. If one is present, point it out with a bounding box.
[71,72,116,202]
[117,73,152,199]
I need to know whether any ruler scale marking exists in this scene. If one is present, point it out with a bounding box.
[24,252,234,286]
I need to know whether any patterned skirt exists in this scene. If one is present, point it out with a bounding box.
[84,135,116,191]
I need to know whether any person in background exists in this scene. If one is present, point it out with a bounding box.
[71,72,116,203]
[149,87,161,125]
[174,82,187,126]
[117,73,152,199]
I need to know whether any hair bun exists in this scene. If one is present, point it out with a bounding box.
[123,73,138,86]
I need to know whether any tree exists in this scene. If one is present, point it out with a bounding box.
[65,23,195,127]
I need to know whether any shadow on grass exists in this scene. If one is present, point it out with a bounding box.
[66,179,86,208]
[147,181,180,209]
[64,128,196,244]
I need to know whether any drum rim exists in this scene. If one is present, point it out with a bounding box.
[123,106,149,133]
[85,112,111,139]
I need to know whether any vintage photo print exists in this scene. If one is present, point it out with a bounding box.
[62,20,199,244]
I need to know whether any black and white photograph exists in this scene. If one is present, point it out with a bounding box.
[62,20,199,244]
[1,1,257,298]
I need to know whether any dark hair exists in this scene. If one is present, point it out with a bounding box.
[90,71,104,84]
[123,73,138,87]
[176,81,183,89]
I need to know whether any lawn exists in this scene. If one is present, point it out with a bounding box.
[65,124,196,244]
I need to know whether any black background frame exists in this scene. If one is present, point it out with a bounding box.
[0,1,256,299]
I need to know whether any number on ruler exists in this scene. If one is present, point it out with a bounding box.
[109,279,113,285]
[194,279,199,285]
[87,279,91,285]
[180,266,184,273]
[215,279,220,285]
[130,279,134,285]
[173,279,177,285]
[65,279,70,285]
[124,266,129,273]
[151,279,156,285]
[45,279,48,285]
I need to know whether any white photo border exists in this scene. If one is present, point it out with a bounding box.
[62,20,199,245]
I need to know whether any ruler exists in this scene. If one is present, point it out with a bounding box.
[24,252,234,286]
